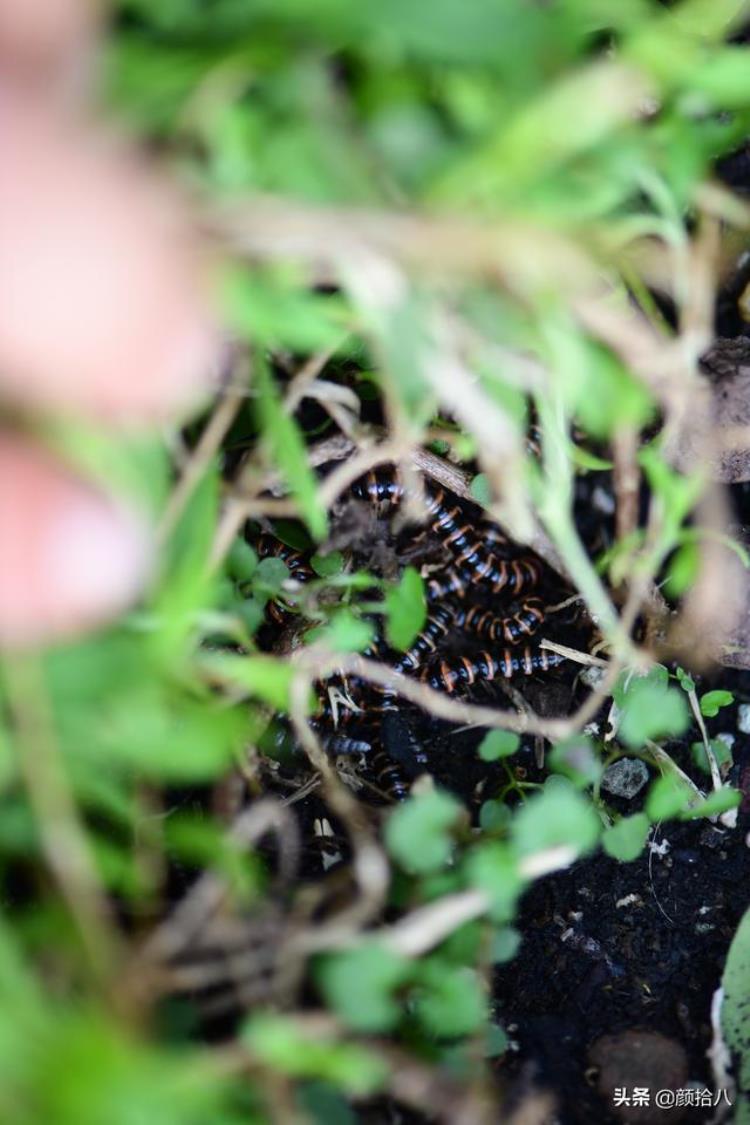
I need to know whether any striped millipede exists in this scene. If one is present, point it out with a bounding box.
[391,604,455,674]
[425,556,541,600]
[366,748,411,802]
[454,597,546,645]
[422,646,565,694]
[323,733,374,756]
[316,601,556,731]
[352,468,540,596]
[319,606,456,722]
[319,700,425,803]
[254,464,571,801]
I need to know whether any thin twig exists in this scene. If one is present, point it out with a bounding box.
[159,364,249,543]
[317,439,412,509]
[288,673,389,949]
[612,424,640,549]
[293,647,624,743]
[645,739,705,806]
[135,799,298,965]
[539,640,609,668]
[282,343,343,412]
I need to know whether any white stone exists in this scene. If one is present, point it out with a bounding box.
[738,704,750,734]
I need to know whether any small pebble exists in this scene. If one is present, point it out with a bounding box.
[721,807,738,830]
[738,704,750,734]
[601,757,649,800]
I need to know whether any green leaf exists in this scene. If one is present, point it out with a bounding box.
[308,611,375,654]
[254,556,290,595]
[547,736,602,787]
[255,356,327,541]
[236,597,266,636]
[199,652,301,712]
[311,551,345,578]
[368,290,435,419]
[511,785,600,861]
[298,1082,357,1125]
[243,1014,386,1095]
[0,724,17,793]
[722,906,750,1104]
[439,921,481,966]
[478,729,520,761]
[442,60,653,199]
[573,346,654,439]
[489,927,521,964]
[464,843,524,923]
[691,738,734,777]
[639,447,704,545]
[479,799,511,832]
[699,690,734,718]
[612,664,669,707]
[62,686,248,784]
[682,786,741,821]
[222,267,350,353]
[601,813,650,863]
[24,1009,232,1125]
[272,520,312,552]
[316,945,410,1033]
[226,539,258,583]
[617,680,689,749]
[414,962,486,1037]
[155,463,221,641]
[384,567,426,651]
[570,446,613,472]
[164,814,259,885]
[485,1023,509,1059]
[470,473,492,507]
[675,667,695,694]
[385,790,462,873]
[664,542,700,597]
[645,775,695,820]
[681,46,750,109]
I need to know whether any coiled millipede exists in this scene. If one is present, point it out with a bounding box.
[252,464,574,800]
[352,468,541,597]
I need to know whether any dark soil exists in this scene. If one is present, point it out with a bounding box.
[403,677,750,1123]
[494,745,750,1123]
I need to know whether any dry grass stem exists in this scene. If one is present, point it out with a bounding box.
[159,364,249,543]
[288,674,390,947]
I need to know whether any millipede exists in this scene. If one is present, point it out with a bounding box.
[392,604,455,674]
[454,597,546,645]
[422,646,565,695]
[352,467,541,597]
[333,606,457,718]
[324,733,374,756]
[367,747,412,802]
[256,533,315,623]
[251,460,578,801]
[425,568,471,600]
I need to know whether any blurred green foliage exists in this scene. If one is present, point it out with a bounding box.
[2,0,750,1120]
